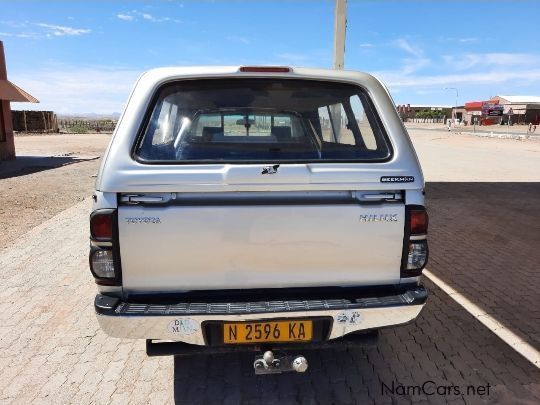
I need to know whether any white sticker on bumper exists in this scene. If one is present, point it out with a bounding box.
[336,310,362,325]
[167,318,199,335]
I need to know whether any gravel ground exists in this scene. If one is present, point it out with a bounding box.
[0,133,110,250]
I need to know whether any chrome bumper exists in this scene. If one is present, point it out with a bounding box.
[95,285,427,345]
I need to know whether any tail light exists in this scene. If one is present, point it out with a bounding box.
[89,209,121,285]
[401,206,429,277]
[410,209,428,235]
[90,249,115,279]
[90,212,113,240]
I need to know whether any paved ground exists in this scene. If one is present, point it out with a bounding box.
[426,182,540,352]
[1,131,539,404]
[0,200,174,405]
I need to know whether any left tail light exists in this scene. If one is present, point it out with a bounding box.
[89,209,120,285]
[90,213,113,240]
[90,249,115,279]
[401,206,429,277]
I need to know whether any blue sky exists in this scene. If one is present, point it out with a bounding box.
[1,0,540,114]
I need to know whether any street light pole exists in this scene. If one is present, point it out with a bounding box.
[445,87,459,123]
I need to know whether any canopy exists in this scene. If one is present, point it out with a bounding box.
[0,79,39,102]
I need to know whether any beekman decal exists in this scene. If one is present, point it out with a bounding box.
[380,176,415,183]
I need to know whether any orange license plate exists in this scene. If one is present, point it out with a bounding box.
[223,320,313,344]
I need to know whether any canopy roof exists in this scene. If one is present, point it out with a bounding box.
[0,79,39,102]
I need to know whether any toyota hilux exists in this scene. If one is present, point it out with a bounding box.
[90,66,428,374]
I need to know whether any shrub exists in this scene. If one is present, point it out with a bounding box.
[70,125,88,134]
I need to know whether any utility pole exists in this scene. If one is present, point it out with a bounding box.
[332,0,347,141]
[333,0,347,70]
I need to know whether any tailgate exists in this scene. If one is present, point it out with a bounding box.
[118,191,405,292]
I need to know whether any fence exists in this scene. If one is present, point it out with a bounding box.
[12,110,59,133]
[58,119,117,133]
[403,117,446,124]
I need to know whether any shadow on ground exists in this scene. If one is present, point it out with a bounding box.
[173,281,540,405]
[426,182,540,352]
[0,155,99,179]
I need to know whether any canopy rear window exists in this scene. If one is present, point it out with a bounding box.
[135,79,392,163]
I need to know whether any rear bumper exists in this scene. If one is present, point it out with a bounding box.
[95,284,427,345]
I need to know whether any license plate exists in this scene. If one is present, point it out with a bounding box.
[223,320,313,344]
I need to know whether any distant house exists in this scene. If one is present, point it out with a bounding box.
[460,101,503,126]
[489,95,540,124]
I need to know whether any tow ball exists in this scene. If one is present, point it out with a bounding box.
[253,350,308,374]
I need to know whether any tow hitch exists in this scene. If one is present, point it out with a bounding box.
[253,350,308,374]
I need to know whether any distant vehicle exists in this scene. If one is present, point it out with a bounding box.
[89,66,428,374]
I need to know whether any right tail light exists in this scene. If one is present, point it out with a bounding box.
[89,209,121,285]
[401,206,429,277]
[410,209,428,235]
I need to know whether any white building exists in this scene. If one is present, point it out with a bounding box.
[490,96,540,124]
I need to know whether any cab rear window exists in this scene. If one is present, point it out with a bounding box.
[135,79,392,163]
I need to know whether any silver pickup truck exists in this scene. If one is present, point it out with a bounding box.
[90,66,428,374]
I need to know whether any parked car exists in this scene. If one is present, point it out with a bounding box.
[90,66,428,374]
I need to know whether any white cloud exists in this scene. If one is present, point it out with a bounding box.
[443,36,479,43]
[371,44,540,98]
[458,37,478,43]
[402,57,430,75]
[146,13,181,23]
[359,43,373,48]
[2,20,87,39]
[226,35,251,45]
[10,65,143,114]
[117,11,181,23]
[391,38,430,75]
[415,89,439,95]
[393,38,424,59]
[116,14,135,21]
[0,20,27,29]
[15,32,41,39]
[0,29,45,39]
[442,53,540,70]
[377,68,540,89]
[34,23,90,37]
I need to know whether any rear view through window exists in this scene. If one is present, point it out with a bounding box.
[135,79,391,163]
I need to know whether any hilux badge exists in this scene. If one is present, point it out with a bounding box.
[359,214,398,222]
[262,164,280,174]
